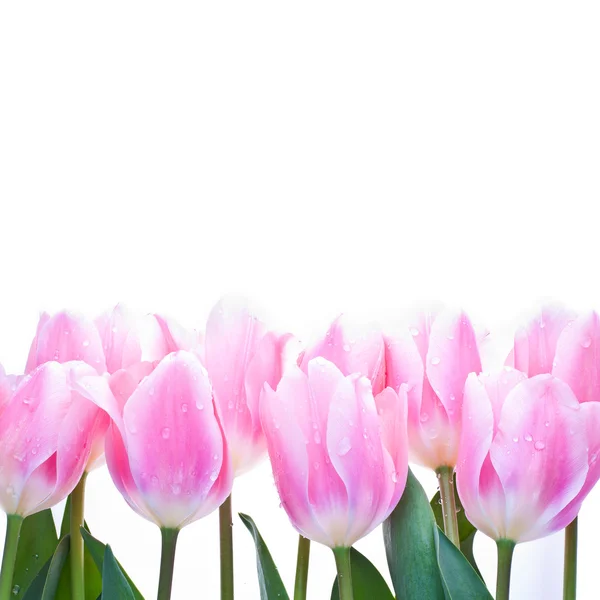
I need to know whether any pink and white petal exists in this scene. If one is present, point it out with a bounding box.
[123,352,226,529]
[406,310,440,363]
[540,401,600,538]
[553,311,600,404]
[109,362,156,413]
[25,311,107,374]
[327,375,389,546]
[363,386,408,532]
[24,312,51,373]
[426,309,482,425]
[478,369,527,436]
[490,375,588,542]
[205,297,266,430]
[513,305,576,376]
[456,373,496,538]
[104,424,157,523]
[95,304,142,374]
[300,316,386,394]
[14,454,58,517]
[0,363,73,494]
[259,373,329,544]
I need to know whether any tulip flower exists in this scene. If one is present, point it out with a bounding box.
[203,296,294,600]
[0,361,112,600]
[299,315,386,394]
[385,308,482,546]
[507,306,600,599]
[261,358,408,600]
[104,351,233,600]
[456,369,600,600]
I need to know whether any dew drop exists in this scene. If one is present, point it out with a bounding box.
[196,402,204,410]
[12,585,20,596]
[313,431,321,444]
[512,436,519,443]
[82,340,90,347]
[544,421,550,427]
[391,471,398,483]
[161,427,171,440]
[337,437,352,456]
[342,344,351,352]
[431,357,441,365]
[213,454,219,461]
[410,327,419,337]
[420,412,430,423]
[170,483,181,495]
[534,441,546,451]
[181,403,189,413]
[149,387,155,396]
[524,434,533,442]
[581,337,592,349]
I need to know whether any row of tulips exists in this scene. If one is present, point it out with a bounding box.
[0,300,598,599]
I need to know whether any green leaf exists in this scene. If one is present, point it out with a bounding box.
[12,509,58,598]
[55,498,102,600]
[330,548,394,600]
[435,528,493,600]
[383,468,446,599]
[101,546,135,600]
[430,477,482,577]
[80,528,145,600]
[239,513,290,600]
[22,534,70,600]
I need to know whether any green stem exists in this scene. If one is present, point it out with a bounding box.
[332,547,353,600]
[70,472,87,600]
[0,514,24,600]
[436,466,460,547]
[496,539,516,600]
[157,528,179,600]
[294,535,311,600]
[219,494,234,600]
[563,517,577,600]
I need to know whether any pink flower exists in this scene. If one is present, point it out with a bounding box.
[204,297,295,476]
[260,358,408,548]
[143,314,205,365]
[104,351,233,529]
[0,361,112,517]
[298,315,386,395]
[385,309,482,469]
[456,369,600,543]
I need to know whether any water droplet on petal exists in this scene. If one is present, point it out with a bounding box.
[313,431,321,444]
[544,421,550,427]
[337,437,352,456]
[181,403,189,413]
[524,434,533,442]
[170,483,181,495]
[513,436,519,443]
[82,340,90,347]
[534,441,545,451]
[12,585,20,596]
[161,427,171,440]
[420,412,429,423]
[391,471,398,483]
[431,357,441,366]
[196,402,204,410]
[581,337,592,348]
[342,344,351,352]
[410,327,419,337]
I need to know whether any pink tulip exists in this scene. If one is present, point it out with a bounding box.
[298,315,386,395]
[144,314,205,364]
[104,351,233,529]
[204,297,294,476]
[456,369,600,542]
[385,309,482,469]
[260,358,408,548]
[0,361,112,517]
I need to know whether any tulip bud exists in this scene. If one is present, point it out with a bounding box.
[260,358,408,548]
[104,351,233,529]
[0,361,111,517]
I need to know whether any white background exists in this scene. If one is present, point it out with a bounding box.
[1,2,599,598]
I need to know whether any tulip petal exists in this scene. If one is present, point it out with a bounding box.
[300,315,386,394]
[553,311,600,404]
[95,305,142,374]
[122,352,227,528]
[426,310,482,426]
[457,373,498,539]
[25,311,106,374]
[327,375,389,546]
[512,305,576,376]
[544,401,600,533]
[490,375,588,542]
[259,370,329,544]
